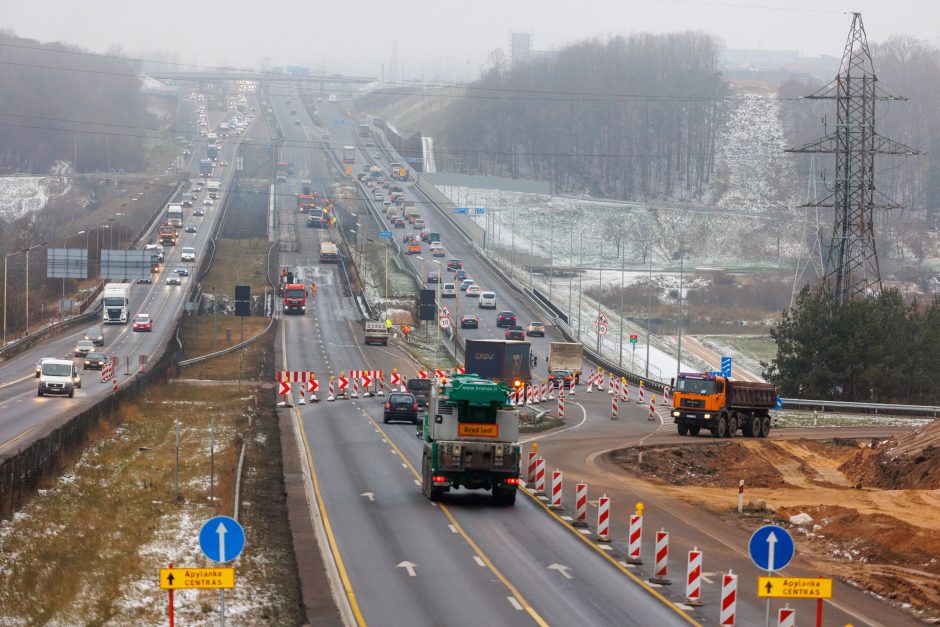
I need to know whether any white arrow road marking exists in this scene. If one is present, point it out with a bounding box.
[361,492,374,502]
[396,561,417,577]
[701,571,717,584]
[507,597,523,611]
[547,563,572,579]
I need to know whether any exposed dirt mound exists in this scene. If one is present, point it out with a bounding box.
[610,441,788,488]
[841,421,940,489]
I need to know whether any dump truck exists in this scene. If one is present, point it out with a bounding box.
[419,375,521,504]
[364,321,388,345]
[464,339,531,386]
[342,145,356,164]
[159,224,177,246]
[547,342,583,382]
[670,372,777,438]
[296,193,316,213]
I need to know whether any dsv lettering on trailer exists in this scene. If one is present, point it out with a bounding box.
[474,352,495,360]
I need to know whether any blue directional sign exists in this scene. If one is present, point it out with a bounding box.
[379,230,393,238]
[199,516,245,563]
[453,207,469,214]
[748,525,794,572]
[721,356,732,378]
[775,396,784,410]
[333,119,347,125]
[473,207,485,215]
[707,371,721,377]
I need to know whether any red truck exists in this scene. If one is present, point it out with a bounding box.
[296,193,316,213]
[282,283,309,315]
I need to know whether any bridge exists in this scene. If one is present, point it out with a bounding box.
[146,71,377,85]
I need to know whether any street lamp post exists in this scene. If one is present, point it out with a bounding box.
[676,257,685,380]
[646,250,652,379]
[4,242,48,343]
[619,249,625,367]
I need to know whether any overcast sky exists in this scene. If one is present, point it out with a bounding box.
[4,0,938,79]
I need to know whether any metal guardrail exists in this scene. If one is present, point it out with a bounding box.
[779,398,940,416]
[178,316,276,367]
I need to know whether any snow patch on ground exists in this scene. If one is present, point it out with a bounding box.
[0,162,72,221]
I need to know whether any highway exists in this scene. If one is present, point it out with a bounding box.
[275,88,921,626]
[0,94,254,456]
[273,89,696,626]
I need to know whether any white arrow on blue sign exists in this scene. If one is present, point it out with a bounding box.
[380,231,393,238]
[721,356,732,378]
[748,524,794,572]
[775,396,783,410]
[453,208,469,214]
[473,207,485,214]
[199,516,245,563]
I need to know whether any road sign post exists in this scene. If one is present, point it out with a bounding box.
[199,516,245,627]
[749,525,795,627]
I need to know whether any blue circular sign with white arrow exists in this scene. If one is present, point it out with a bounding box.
[199,516,245,563]
[748,524,794,572]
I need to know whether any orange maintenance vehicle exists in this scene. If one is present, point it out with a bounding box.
[670,372,776,438]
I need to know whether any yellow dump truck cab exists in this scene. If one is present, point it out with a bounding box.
[671,372,776,439]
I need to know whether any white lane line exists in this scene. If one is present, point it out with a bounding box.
[401,463,407,468]
[448,524,458,534]
[413,479,421,486]
[507,597,524,611]
[473,556,485,568]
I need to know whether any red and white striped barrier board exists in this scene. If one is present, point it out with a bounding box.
[337,375,349,391]
[586,370,594,393]
[101,362,113,382]
[596,495,611,542]
[307,374,320,402]
[112,377,118,394]
[650,529,670,584]
[777,605,795,627]
[278,379,291,396]
[611,392,619,420]
[574,482,588,527]
[686,547,703,605]
[456,365,465,374]
[351,375,359,398]
[434,369,446,379]
[549,469,563,510]
[638,381,645,404]
[328,378,336,401]
[527,451,538,483]
[608,376,615,396]
[534,458,546,495]
[597,370,605,391]
[649,396,657,421]
[278,371,309,382]
[569,377,576,396]
[662,386,671,405]
[620,378,628,401]
[548,381,555,400]
[417,370,428,379]
[390,371,402,386]
[540,381,547,402]
[557,388,565,418]
[719,571,737,626]
[627,513,643,564]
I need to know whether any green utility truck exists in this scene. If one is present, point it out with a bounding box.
[418,375,521,505]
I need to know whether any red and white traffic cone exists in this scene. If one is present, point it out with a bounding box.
[586,370,594,393]
[649,395,657,421]
[549,469,563,510]
[719,571,738,626]
[557,388,565,418]
[777,604,796,627]
[573,482,588,528]
[534,458,546,495]
[527,451,538,484]
[328,378,335,402]
[611,393,619,420]
[685,547,703,606]
[596,495,611,542]
[649,529,671,585]
[638,382,645,404]
[627,512,643,564]
[569,377,576,397]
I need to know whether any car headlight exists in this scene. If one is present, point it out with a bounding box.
[703,413,711,419]
[672,411,680,417]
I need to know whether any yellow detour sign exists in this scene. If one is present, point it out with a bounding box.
[758,576,832,599]
[345,165,352,175]
[160,567,235,589]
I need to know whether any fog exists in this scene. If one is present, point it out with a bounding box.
[4,0,938,79]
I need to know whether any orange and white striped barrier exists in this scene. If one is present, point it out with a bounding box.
[649,395,657,421]
[548,381,555,400]
[608,376,615,396]
[557,388,565,418]
[627,512,643,564]
[540,381,548,403]
[585,370,594,393]
[611,392,619,420]
[549,469,563,510]
[719,571,737,626]
[574,482,588,528]
[569,377,576,396]
[650,529,671,585]
[620,377,628,401]
[534,458,546,495]
[101,362,114,382]
[638,381,645,404]
[596,495,611,542]
[777,604,795,627]
[662,386,670,405]
[327,377,336,402]
[597,370,605,391]
[337,373,349,398]
[527,451,538,483]
[685,547,703,606]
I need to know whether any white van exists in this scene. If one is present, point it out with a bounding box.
[479,291,497,309]
[181,247,196,262]
[38,358,82,397]
[441,283,456,298]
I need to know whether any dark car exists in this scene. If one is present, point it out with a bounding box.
[174,267,190,276]
[496,311,517,328]
[406,378,432,409]
[384,392,419,424]
[192,208,205,216]
[446,259,462,271]
[549,369,575,389]
[426,272,440,284]
[83,352,107,370]
[505,325,525,341]
[393,217,406,228]
[83,327,104,346]
[420,230,432,242]
[461,314,479,329]
[185,224,197,233]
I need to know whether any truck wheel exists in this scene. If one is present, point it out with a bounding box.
[715,416,728,438]
[688,426,701,436]
[743,415,760,437]
[428,487,444,502]
[37,389,43,397]
[726,417,737,438]
[493,488,516,506]
[760,416,771,438]
[677,423,689,436]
